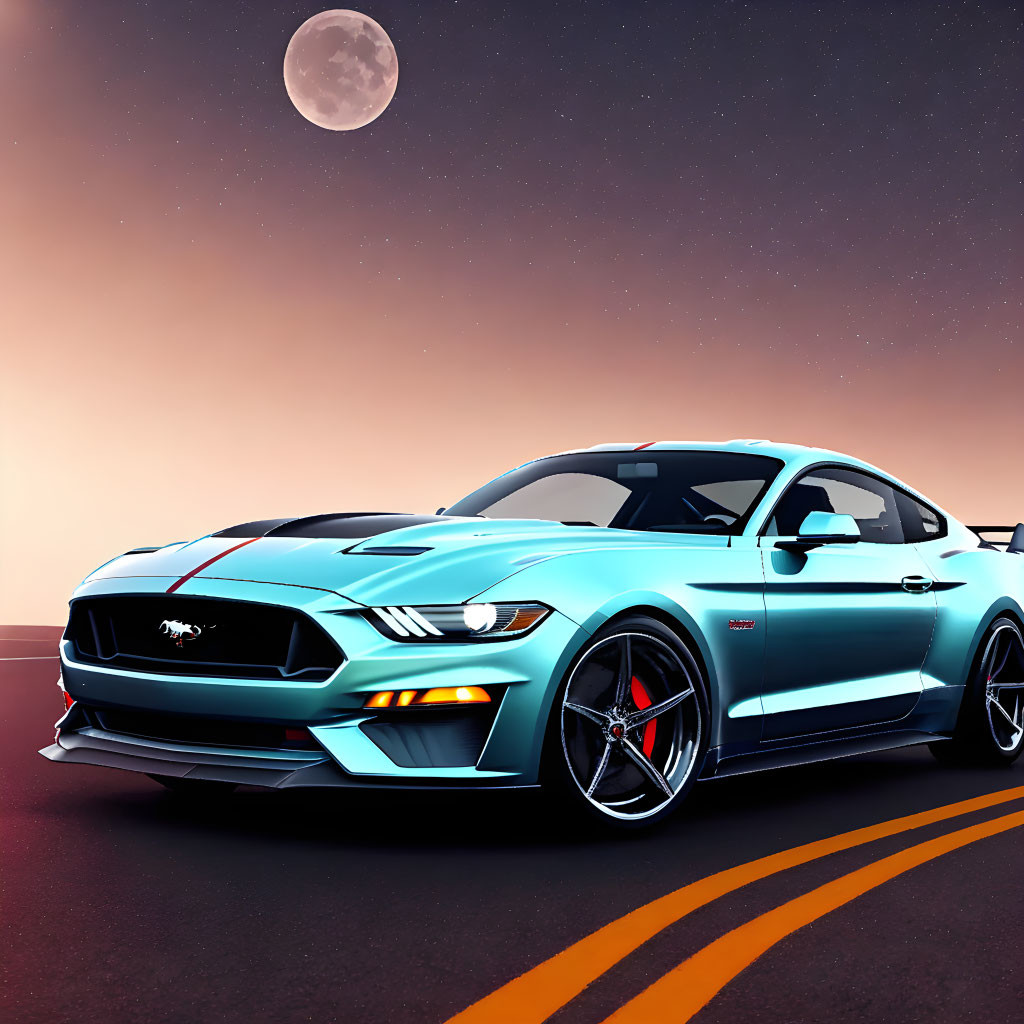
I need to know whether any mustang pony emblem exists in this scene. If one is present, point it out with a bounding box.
[159,619,205,647]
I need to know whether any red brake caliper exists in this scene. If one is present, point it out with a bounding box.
[630,675,657,757]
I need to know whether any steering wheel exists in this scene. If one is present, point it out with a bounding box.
[703,514,736,528]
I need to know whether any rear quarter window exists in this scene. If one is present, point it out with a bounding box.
[895,490,946,542]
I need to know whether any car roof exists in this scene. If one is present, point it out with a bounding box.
[554,439,850,469]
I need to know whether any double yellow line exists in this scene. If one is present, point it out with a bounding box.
[445,785,1024,1024]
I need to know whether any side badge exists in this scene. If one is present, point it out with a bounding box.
[729,619,756,631]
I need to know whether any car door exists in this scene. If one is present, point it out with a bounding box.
[758,466,937,740]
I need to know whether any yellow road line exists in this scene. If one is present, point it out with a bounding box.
[604,806,1024,1023]
[444,785,1024,1024]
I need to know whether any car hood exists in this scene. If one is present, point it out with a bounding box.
[83,513,728,606]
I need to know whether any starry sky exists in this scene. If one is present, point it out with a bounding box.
[1,1,1021,622]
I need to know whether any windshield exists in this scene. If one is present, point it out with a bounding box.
[446,451,783,535]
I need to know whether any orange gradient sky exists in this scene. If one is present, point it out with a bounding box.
[1,3,1021,624]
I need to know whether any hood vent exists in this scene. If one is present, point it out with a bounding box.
[347,545,433,556]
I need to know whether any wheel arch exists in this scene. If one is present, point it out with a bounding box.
[931,597,1024,764]
[578,595,719,727]
[951,598,1024,699]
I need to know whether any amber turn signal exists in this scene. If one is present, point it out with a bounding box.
[363,685,491,708]
[417,686,491,705]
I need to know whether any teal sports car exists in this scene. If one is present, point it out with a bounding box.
[41,441,1024,826]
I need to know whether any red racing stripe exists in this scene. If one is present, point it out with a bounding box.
[633,441,658,451]
[166,537,261,594]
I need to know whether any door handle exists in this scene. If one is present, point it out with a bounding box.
[901,575,934,594]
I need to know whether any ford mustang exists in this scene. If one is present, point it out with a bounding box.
[41,440,1024,826]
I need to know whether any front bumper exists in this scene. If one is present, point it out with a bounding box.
[44,579,584,789]
[39,725,529,789]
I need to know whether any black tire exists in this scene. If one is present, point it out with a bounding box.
[147,774,239,797]
[542,615,711,829]
[930,616,1024,767]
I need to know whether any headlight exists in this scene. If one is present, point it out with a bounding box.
[365,602,550,641]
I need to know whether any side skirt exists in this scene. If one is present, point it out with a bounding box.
[702,729,946,779]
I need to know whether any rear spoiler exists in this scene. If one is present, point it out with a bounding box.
[967,524,1024,554]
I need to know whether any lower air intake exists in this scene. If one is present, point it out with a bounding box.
[359,707,499,768]
[92,707,321,750]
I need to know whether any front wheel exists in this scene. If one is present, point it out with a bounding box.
[545,616,710,828]
[931,617,1024,766]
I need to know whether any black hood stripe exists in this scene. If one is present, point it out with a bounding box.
[215,513,455,540]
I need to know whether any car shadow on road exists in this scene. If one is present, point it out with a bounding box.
[47,747,1009,853]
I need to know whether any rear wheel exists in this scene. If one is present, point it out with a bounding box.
[545,615,709,828]
[147,774,238,797]
[931,617,1024,766]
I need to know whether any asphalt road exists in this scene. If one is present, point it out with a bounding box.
[3,626,1023,1024]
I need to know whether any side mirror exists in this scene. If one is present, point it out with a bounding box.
[435,507,447,516]
[778,512,860,552]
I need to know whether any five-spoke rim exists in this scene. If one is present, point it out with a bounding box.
[982,623,1024,753]
[560,631,702,820]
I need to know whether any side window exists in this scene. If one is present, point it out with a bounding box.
[767,467,905,543]
[894,489,946,543]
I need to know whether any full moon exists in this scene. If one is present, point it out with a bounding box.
[284,10,398,131]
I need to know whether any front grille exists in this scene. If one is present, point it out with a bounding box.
[68,595,343,682]
[93,707,321,750]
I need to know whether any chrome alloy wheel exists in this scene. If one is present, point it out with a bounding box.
[560,631,704,821]
[981,622,1024,753]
